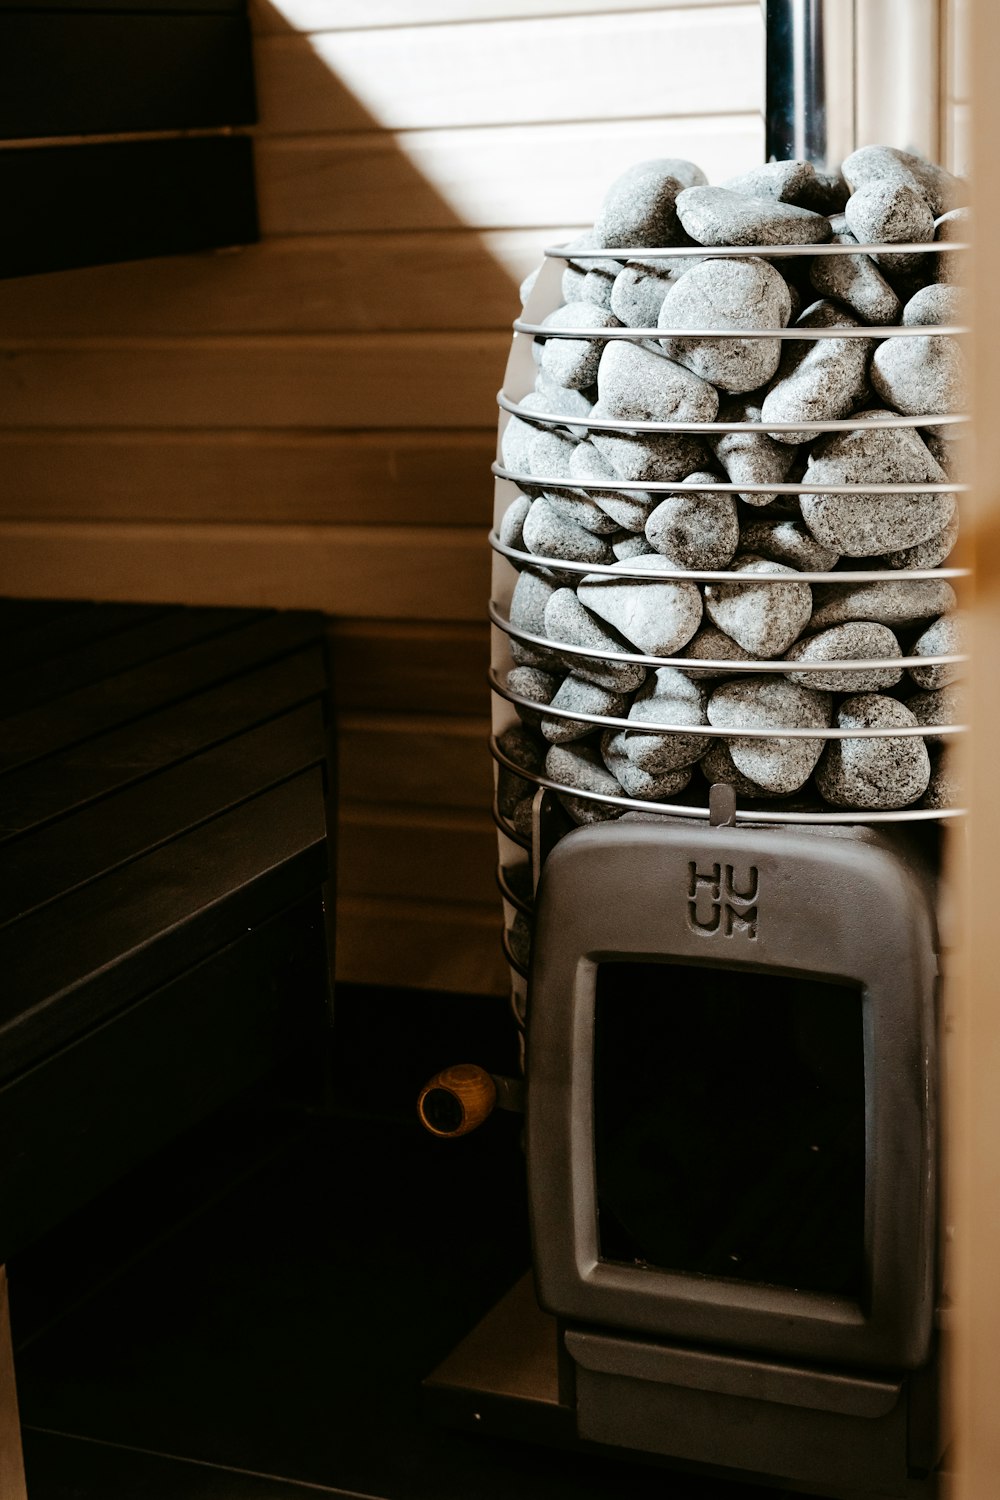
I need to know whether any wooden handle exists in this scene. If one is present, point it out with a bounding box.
[417,1064,497,1138]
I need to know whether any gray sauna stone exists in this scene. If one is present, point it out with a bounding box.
[576,554,703,656]
[612,533,655,560]
[658,257,792,394]
[843,180,935,276]
[698,738,778,798]
[593,158,707,248]
[508,568,562,671]
[704,554,813,657]
[760,299,872,442]
[610,259,689,328]
[680,623,756,679]
[722,159,817,204]
[841,145,966,217]
[600,732,693,800]
[936,207,971,283]
[506,665,559,728]
[500,411,539,475]
[522,496,616,564]
[588,404,709,482]
[529,375,594,437]
[908,612,966,690]
[707,676,832,794]
[884,512,960,570]
[784,621,903,692]
[539,302,620,389]
[870,333,967,428]
[597,340,719,423]
[739,516,839,572]
[546,742,624,825]
[904,684,964,743]
[496,723,545,818]
[644,472,740,569]
[799,412,955,556]
[675,185,832,247]
[612,666,710,773]
[809,576,957,629]
[540,675,629,744]
[499,495,531,552]
[808,225,902,325]
[542,588,648,692]
[815,694,931,809]
[903,283,966,326]
[567,441,655,532]
[709,396,799,506]
[921,749,960,811]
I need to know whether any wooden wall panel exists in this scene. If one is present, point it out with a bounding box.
[0,523,488,620]
[3,0,766,994]
[0,335,507,430]
[0,232,552,336]
[0,430,496,524]
[254,8,761,134]
[256,117,764,234]
[250,0,740,35]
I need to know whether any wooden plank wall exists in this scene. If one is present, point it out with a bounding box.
[0,0,764,994]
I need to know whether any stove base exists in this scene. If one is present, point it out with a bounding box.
[423,1275,943,1500]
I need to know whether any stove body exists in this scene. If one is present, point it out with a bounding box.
[525,814,944,1494]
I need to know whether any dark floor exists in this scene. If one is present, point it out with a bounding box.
[8,985,805,1500]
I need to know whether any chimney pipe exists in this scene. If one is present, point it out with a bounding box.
[764,0,856,168]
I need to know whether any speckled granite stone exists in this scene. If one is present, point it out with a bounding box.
[598,340,719,423]
[540,674,629,744]
[760,299,872,443]
[594,158,707,248]
[709,396,799,506]
[676,186,831,247]
[704,554,813,657]
[908,612,966,690]
[784,621,903,692]
[707,676,832,794]
[658,257,792,394]
[577,554,703,656]
[815,694,931,809]
[543,588,648,692]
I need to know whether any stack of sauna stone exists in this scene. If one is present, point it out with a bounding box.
[498,147,967,825]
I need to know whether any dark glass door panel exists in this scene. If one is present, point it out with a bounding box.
[594,962,866,1298]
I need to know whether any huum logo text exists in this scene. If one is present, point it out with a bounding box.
[686,861,759,939]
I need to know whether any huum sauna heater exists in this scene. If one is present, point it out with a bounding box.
[417,11,968,1496]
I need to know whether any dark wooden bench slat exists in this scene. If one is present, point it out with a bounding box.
[0,645,326,841]
[0,600,89,631]
[2,603,176,676]
[1,604,260,715]
[0,896,327,1267]
[0,769,328,1081]
[0,13,256,139]
[0,702,327,926]
[0,611,323,771]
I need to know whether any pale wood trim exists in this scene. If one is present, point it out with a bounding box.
[0,1270,27,1500]
[946,0,999,1492]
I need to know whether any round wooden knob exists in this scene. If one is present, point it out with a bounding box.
[417,1064,497,1138]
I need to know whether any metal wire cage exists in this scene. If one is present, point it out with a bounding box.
[489,236,970,987]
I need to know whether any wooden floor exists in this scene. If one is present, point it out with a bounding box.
[8,984,809,1500]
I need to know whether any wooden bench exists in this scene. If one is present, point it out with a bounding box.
[0,599,335,1493]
